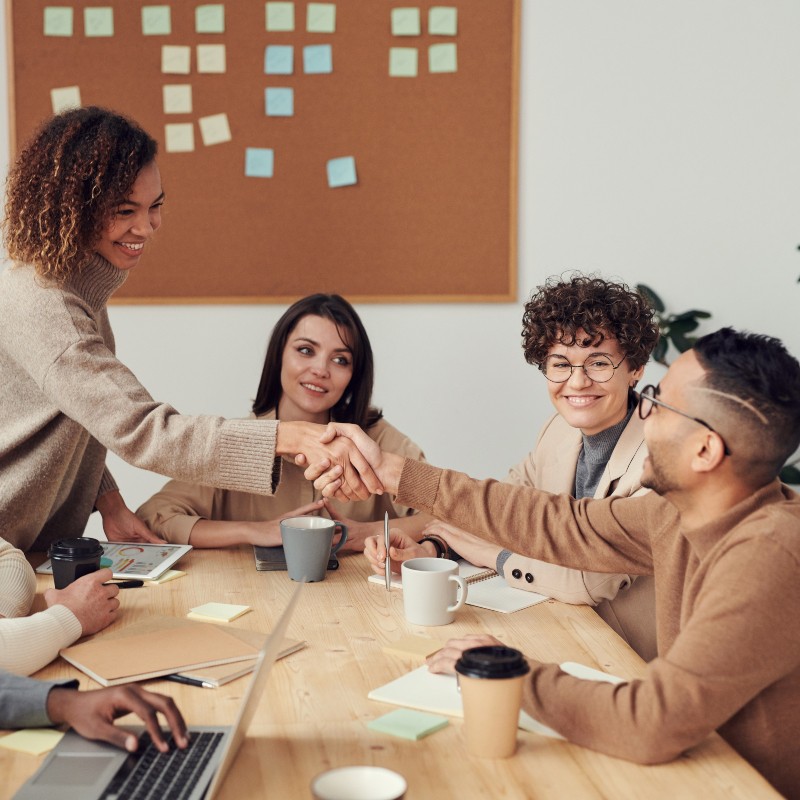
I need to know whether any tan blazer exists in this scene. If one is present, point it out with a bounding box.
[502,412,657,661]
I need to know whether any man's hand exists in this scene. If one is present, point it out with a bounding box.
[422,522,502,570]
[364,530,435,575]
[97,491,162,544]
[44,569,120,636]
[47,684,188,754]
[426,633,505,675]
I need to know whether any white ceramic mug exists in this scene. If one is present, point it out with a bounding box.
[401,557,468,626]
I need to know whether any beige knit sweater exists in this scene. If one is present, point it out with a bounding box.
[0,256,280,553]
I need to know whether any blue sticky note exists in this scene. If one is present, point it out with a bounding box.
[367,709,449,741]
[44,7,74,37]
[84,8,113,37]
[195,4,225,34]
[303,45,332,75]
[265,88,294,117]
[245,148,275,178]
[142,6,171,35]
[327,156,357,188]
[265,45,294,75]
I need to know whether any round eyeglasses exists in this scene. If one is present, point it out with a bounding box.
[540,354,626,384]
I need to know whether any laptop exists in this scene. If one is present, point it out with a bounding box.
[14,583,305,800]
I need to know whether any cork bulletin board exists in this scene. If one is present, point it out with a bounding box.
[6,1,519,303]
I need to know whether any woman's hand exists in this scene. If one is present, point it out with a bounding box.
[364,530,436,575]
[247,500,327,547]
[97,491,162,544]
[422,521,502,570]
[426,633,505,675]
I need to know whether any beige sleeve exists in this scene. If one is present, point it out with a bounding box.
[0,605,82,676]
[0,538,37,618]
[136,479,225,544]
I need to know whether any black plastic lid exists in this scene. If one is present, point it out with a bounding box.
[455,646,531,679]
[49,537,104,559]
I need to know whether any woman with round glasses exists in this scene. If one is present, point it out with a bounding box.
[365,274,661,661]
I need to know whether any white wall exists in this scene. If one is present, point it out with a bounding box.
[2,1,799,535]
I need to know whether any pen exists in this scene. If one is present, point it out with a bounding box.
[384,511,391,591]
[164,674,214,689]
[103,579,144,589]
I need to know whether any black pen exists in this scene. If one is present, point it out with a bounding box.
[103,579,144,589]
[164,674,214,689]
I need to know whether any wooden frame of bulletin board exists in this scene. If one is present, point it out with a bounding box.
[6,1,519,304]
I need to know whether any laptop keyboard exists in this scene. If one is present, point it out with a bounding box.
[100,731,225,800]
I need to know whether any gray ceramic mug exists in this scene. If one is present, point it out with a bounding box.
[280,516,348,582]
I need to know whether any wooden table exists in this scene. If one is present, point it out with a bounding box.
[2,548,780,799]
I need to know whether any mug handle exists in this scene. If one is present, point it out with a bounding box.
[329,521,349,555]
[447,575,468,612]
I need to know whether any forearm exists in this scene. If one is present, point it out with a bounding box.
[189,518,280,548]
[0,539,37,618]
[0,674,78,729]
[0,606,82,676]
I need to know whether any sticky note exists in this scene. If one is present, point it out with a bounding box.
[245,148,275,178]
[163,85,192,114]
[147,569,185,584]
[188,602,251,622]
[327,156,357,188]
[391,7,421,37]
[50,86,81,114]
[429,7,457,36]
[265,45,294,75]
[306,2,335,33]
[44,7,73,37]
[197,44,226,73]
[382,635,442,660]
[429,43,457,73]
[389,47,418,78]
[0,729,65,755]
[162,45,191,74]
[84,7,114,37]
[265,87,294,117]
[165,123,195,153]
[198,113,232,146]
[266,2,295,32]
[303,45,332,75]
[196,4,225,33]
[368,709,449,741]
[142,6,171,36]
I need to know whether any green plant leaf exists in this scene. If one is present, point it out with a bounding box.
[671,310,711,322]
[636,283,665,313]
[653,338,669,364]
[779,465,800,484]
[668,318,700,335]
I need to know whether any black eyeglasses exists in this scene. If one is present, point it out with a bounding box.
[540,354,627,384]
[636,384,731,456]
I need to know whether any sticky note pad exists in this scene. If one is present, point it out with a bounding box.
[265,45,294,75]
[162,45,191,75]
[84,8,114,37]
[199,113,232,146]
[0,729,65,755]
[44,7,73,37]
[188,602,251,622]
[50,86,81,114]
[429,43,457,74]
[165,123,195,153]
[382,635,442,660]
[389,47,418,78]
[142,6,171,36]
[147,569,186,584]
[266,2,295,32]
[196,4,225,33]
[391,8,421,37]
[197,44,226,73]
[245,148,275,178]
[429,7,457,36]
[163,85,192,114]
[303,45,332,75]
[265,87,294,117]
[327,156,357,188]
[368,709,449,741]
[307,3,336,33]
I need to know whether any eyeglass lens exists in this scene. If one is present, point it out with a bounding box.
[543,354,617,383]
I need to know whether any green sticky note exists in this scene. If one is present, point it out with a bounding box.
[389,47,418,78]
[307,2,335,33]
[196,4,225,33]
[429,43,457,74]
[84,8,113,37]
[44,7,73,37]
[391,7,421,37]
[142,6,171,35]
[368,709,449,741]
[429,7,457,36]
[266,2,295,32]
[327,156,357,188]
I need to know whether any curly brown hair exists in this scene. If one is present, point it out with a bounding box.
[522,274,659,370]
[2,106,158,281]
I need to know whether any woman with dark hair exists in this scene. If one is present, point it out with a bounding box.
[365,274,661,661]
[137,294,428,551]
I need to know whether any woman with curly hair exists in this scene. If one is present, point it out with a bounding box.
[365,274,660,661]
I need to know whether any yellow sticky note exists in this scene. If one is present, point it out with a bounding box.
[163,85,192,115]
[165,124,195,153]
[51,86,81,114]
[147,569,186,584]
[391,8,421,37]
[198,113,232,147]
[0,729,64,756]
[188,602,251,622]
[383,635,442,659]
[266,2,295,32]
[197,44,226,74]
[162,45,191,75]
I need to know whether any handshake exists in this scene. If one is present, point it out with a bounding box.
[278,421,405,500]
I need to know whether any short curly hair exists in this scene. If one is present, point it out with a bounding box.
[2,106,157,281]
[522,273,659,370]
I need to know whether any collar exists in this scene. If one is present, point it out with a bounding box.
[62,254,128,310]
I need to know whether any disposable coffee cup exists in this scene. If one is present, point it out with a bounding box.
[280,516,348,582]
[455,645,531,758]
[49,537,104,590]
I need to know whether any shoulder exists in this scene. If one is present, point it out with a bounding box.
[367,417,425,461]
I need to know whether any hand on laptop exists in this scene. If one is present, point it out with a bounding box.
[43,569,120,636]
[46,683,189,753]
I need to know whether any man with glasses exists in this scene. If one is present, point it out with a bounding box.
[311,327,800,798]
